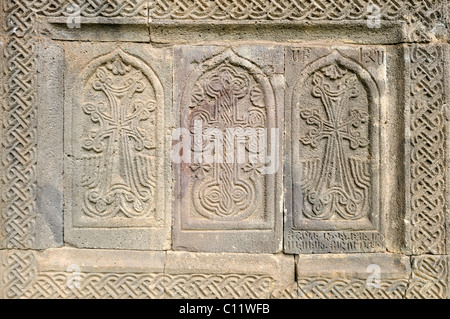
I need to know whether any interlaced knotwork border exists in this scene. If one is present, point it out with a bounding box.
[148,0,447,42]
[22,272,276,299]
[406,255,448,299]
[407,43,446,255]
[0,0,448,299]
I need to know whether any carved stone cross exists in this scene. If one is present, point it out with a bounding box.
[300,63,370,220]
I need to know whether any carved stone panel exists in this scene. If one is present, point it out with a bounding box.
[64,43,172,250]
[285,46,387,253]
[173,46,284,253]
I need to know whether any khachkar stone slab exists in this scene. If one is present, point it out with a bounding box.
[164,252,295,298]
[297,253,411,299]
[64,43,172,250]
[2,249,294,299]
[173,45,284,253]
[285,46,388,253]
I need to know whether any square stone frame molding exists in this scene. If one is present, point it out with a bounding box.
[0,0,449,299]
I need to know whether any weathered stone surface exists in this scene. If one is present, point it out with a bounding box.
[35,40,64,249]
[0,250,4,298]
[4,249,293,299]
[0,39,65,250]
[63,43,172,250]
[297,253,411,299]
[173,45,284,253]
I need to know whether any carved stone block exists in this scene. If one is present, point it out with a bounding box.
[285,46,390,253]
[35,41,64,248]
[1,0,449,301]
[9,249,294,299]
[63,43,172,250]
[26,248,166,299]
[0,250,4,298]
[173,45,284,253]
[37,16,150,42]
[296,253,411,299]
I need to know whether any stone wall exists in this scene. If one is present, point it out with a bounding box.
[0,0,449,299]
